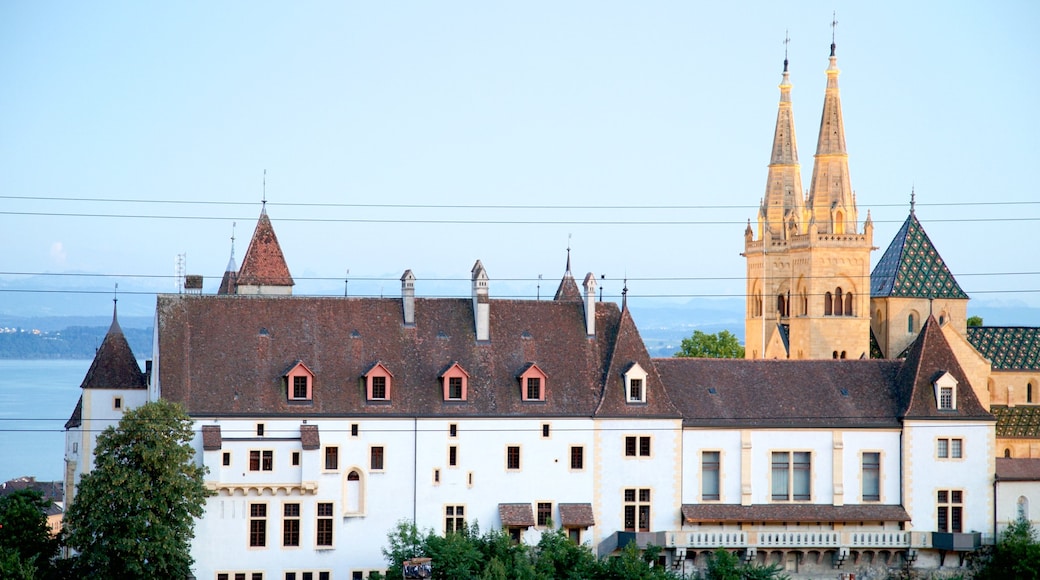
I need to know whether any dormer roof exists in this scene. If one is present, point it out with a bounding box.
[80,306,146,391]
[871,211,968,299]
[237,211,294,288]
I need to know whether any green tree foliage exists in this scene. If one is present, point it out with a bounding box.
[691,548,789,580]
[969,519,1040,580]
[0,489,58,579]
[675,330,745,358]
[967,315,984,327]
[65,400,210,579]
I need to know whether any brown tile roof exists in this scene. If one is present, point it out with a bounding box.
[0,477,64,503]
[236,210,294,288]
[681,504,910,524]
[499,503,535,527]
[655,358,903,428]
[896,315,993,420]
[156,294,627,418]
[595,307,681,419]
[80,310,147,390]
[559,503,595,527]
[300,424,320,450]
[201,425,222,450]
[996,458,1040,481]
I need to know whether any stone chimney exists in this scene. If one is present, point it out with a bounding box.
[471,260,489,342]
[401,269,416,326]
[583,272,597,337]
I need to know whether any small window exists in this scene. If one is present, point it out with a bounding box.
[542,424,550,438]
[257,424,265,436]
[507,446,520,470]
[285,362,315,401]
[434,468,440,483]
[448,377,463,399]
[937,490,963,533]
[568,528,581,543]
[351,423,359,437]
[537,502,552,527]
[1029,383,1034,404]
[862,452,880,502]
[623,363,648,403]
[570,446,584,470]
[250,450,274,472]
[222,452,231,467]
[625,436,651,457]
[441,363,470,401]
[370,446,385,471]
[938,438,963,459]
[702,451,720,501]
[908,313,915,333]
[316,503,334,547]
[445,505,466,534]
[325,447,339,471]
[629,379,642,401]
[449,446,458,467]
[449,424,458,437]
[113,397,123,410]
[364,362,393,401]
[292,376,308,399]
[371,376,387,399]
[291,451,300,466]
[528,378,541,400]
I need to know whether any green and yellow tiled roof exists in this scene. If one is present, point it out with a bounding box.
[968,326,1040,370]
[993,405,1040,438]
[870,212,968,299]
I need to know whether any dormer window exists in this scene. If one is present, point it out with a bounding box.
[284,361,315,401]
[518,363,548,402]
[623,363,648,404]
[441,363,470,402]
[363,362,393,402]
[934,371,958,411]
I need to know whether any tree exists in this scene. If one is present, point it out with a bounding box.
[0,489,58,579]
[675,330,745,358]
[65,400,210,579]
[968,315,984,327]
[969,518,1040,580]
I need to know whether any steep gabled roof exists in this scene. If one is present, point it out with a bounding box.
[894,315,991,420]
[870,211,968,299]
[967,326,1040,370]
[594,306,680,418]
[80,308,146,390]
[65,395,82,429]
[236,210,294,288]
[553,250,582,302]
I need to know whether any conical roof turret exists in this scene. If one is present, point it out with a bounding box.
[236,208,295,292]
[79,301,146,390]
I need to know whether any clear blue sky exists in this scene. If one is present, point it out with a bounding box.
[2,1,1038,317]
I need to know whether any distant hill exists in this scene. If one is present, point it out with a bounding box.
[0,320,153,360]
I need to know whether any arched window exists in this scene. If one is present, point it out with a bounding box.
[1018,496,1029,522]
[834,288,844,316]
[777,295,787,318]
[833,351,839,359]
[908,314,915,333]
[845,292,853,316]
[344,470,363,515]
[840,351,847,359]
[1005,448,1013,458]
[1029,383,1034,404]
[834,211,845,234]
[825,293,833,316]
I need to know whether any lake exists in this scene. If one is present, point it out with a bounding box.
[0,359,95,484]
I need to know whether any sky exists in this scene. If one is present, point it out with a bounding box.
[1,1,1038,320]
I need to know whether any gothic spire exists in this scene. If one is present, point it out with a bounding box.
[759,33,805,239]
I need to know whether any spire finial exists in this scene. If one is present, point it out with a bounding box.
[566,234,572,273]
[112,283,119,322]
[231,221,236,261]
[622,276,629,310]
[910,186,916,215]
[783,29,790,72]
[261,169,267,213]
[830,11,838,56]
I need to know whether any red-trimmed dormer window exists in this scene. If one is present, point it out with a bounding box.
[364,362,393,401]
[284,361,315,401]
[441,363,470,402]
[518,363,548,402]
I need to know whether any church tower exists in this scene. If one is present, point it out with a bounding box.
[743,38,873,360]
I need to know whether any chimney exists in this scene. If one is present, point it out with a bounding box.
[583,272,597,337]
[471,260,489,342]
[401,269,416,326]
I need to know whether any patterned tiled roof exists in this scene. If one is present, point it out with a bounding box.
[870,212,968,299]
[991,405,1040,438]
[967,326,1040,370]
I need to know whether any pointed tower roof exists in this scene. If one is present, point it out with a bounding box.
[553,248,582,302]
[79,303,146,390]
[806,39,857,234]
[895,316,990,419]
[870,210,968,299]
[236,209,294,288]
[217,225,238,295]
[759,47,805,238]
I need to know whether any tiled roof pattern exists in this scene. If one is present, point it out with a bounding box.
[996,458,1040,481]
[80,315,147,390]
[237,212,294,288]
[0,477,64,503]
[157,295,626,418]
[681,504,910,524]
[896,316,992,420]
[967,326,1040,370]
[65,395,82,429]
[559,503,595,527]
[202,425,222,451]
[300,424,320,450]
[656,358,903,428]
[499,503,535,527]
[554,273,582,302]
[991,406,1040,438]
[870,212,968,299]
[595,307,681,418]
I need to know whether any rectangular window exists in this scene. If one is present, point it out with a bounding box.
[445,505,465,534]
[507,446,520,470]
[951,438,963,458]
[537,502,552,527]
[938,438,963,459]
[938,438,949,458]
[702,451,720,501]
[937,490,964,533]
[293,376,308,399]
[542,423,550,438]
[370,446,384,471]
[325,447,338,470]
[570,446,584,470]
[939,386,953,409]
[291,451,300,466]
[249,503,267,547]
[568,528,581,543]
[862,452,881,501]
[527,378,541,400]
[316,503,333,546]
[257,424,265,436]
[113,397,122,410]
[449,424,458,437]
[223,451,231,466]
[449,446,458,467]
[371,376,387,399]
[250,450,274,472]
[283,503,300,547]
[772,451,811,501]
[629,379,643,401]
[351,423,359,437]
[624,436,651,457]
[448,377,463,400]
[623,488,651,531]
[434,468,440,483]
